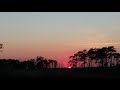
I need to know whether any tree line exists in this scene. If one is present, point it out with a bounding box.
[68,46,120,68]
[0,43,58,70]
[0,56,58,71]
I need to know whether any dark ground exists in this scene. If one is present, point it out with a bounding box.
[0,68,120,88]
[0,67,120,79]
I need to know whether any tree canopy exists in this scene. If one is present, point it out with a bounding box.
[68,46,120,68]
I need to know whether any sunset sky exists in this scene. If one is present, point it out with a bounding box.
[0,12,120,67]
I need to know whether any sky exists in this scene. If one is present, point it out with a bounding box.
[0,12,120,67]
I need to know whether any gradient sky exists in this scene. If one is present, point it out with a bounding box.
[0,12,120,67]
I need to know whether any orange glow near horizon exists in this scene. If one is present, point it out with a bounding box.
[1,42,120,68]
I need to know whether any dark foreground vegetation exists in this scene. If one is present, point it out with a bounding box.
[1,67,120,79]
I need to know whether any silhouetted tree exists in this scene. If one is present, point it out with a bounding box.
[36,56,58,69]
[48,59,55,68]
[43,58,49,68]
[25,59,35,70]
[36,56,44,69]
[68,46,120,68]
[107,46,116,67]
[0,43,3,52]
[69,55,78,68]
[54,60,58,68]
[87,48,97,67]
[96,47,108,67]
[113,53,120,66]
[77,49,88,68]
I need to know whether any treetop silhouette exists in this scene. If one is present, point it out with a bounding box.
[68,46,120,68]
[0,43,3,52]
